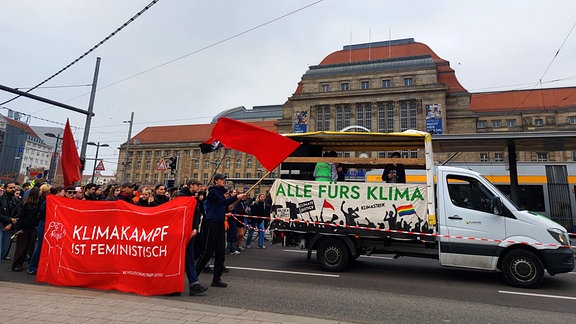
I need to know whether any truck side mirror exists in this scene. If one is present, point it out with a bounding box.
[493,196,503,215]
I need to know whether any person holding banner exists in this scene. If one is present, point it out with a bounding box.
[178,179,208,295]
[196,174,246,288]
[117,182,136,203]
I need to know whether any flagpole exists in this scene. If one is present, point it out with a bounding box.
[244,170,272,195]
[208,149,229,183]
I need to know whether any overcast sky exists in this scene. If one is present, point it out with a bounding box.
[1,0,575,175]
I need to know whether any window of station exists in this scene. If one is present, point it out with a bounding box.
[494,153,504,162]
[340,82,349,91]
[403,77,413,87]
[535,118,544,126]
[477,120,487,128]
[492,120,501,127]
[361,80,370,90]
[570,116,576,124]
[382,79,391,88]
[321,84,329,92]
[480,153,488,162]
[537,152,548,161]
[506,119,516,127]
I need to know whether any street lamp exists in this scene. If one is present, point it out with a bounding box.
[87,141,109,184]
[45,132,62,184]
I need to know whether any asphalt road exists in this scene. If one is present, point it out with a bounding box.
[2,241,575,323]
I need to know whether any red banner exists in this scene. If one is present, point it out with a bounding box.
[36,196,195,296]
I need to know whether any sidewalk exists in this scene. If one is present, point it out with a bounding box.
[0,281,344,324]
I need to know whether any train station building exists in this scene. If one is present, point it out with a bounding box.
[116,38,576,229]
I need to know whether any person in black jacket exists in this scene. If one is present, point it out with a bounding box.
[246,193,268,249]
[178,179,208,295]
[135,188,158,207]
[28,186,64,275]
[195,174,246,288]
[382,152,406,183]
[117,182,136,203]
[12,187,40,272]
[1,182,21,261]
[153,184,170,205]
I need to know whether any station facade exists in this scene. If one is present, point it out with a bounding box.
[117,38,576,190]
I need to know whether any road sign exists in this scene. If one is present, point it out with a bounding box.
[156,159,167,171]
[95,159,105,171]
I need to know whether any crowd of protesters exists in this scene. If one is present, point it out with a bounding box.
[0,175,272,296]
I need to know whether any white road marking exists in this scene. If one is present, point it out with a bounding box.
[499,290,576,300]
[226,266,340,278]
[283,249,394,260]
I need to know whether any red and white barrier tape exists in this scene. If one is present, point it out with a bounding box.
[227,213,269,233]
[271,217,576,249]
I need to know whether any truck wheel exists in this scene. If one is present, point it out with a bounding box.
[317,238,350,272]
[501,250,545,288]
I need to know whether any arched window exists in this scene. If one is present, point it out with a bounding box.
[247,158,253,168]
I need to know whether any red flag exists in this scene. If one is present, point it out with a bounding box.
[61,119,81,187]
[211,117,301,171]
[323,199,335,210]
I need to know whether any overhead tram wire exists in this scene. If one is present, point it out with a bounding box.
[518,19,576,107]
[0,0,161,106]
[63,0,326,102]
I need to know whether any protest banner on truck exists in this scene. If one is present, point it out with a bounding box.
[270,179,433,236]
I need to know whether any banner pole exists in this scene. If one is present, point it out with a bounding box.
[244,170,272,195]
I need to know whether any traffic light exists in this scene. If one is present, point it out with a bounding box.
[80,157,86,171]
[169,156,177,175]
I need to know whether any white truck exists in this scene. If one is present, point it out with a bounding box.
[269,130,574,288]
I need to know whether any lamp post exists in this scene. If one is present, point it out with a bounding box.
[45,132,62,184]
[87,141,109,184]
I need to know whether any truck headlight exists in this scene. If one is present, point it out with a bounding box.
[548,228,570,246]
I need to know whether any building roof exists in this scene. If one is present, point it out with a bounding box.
[5,117,40,138]
[470,87,576,112]
[212,105,283,123]
[294,38,467,94]
[130,120,279,145]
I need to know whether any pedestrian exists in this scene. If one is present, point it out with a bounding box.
[233,191,249,253]
[117,182,136,203]
[178,179,208,295]
[28,186,63,275]
[135,187,158,207]
[227,189,241,255]
[73,187,84,200]
[382,152,406,183]
[153,184,169,205]
[246,193,267,249]
[196,174,246,288]
[1,182,21,261]
[11,187,40,272]
[94,185,104,200]
[314,151,337,182]
[83,183,97,200]
[105,185,121,201]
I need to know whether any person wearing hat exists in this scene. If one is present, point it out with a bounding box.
[196,174,246,288]
[117,182,136,204]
